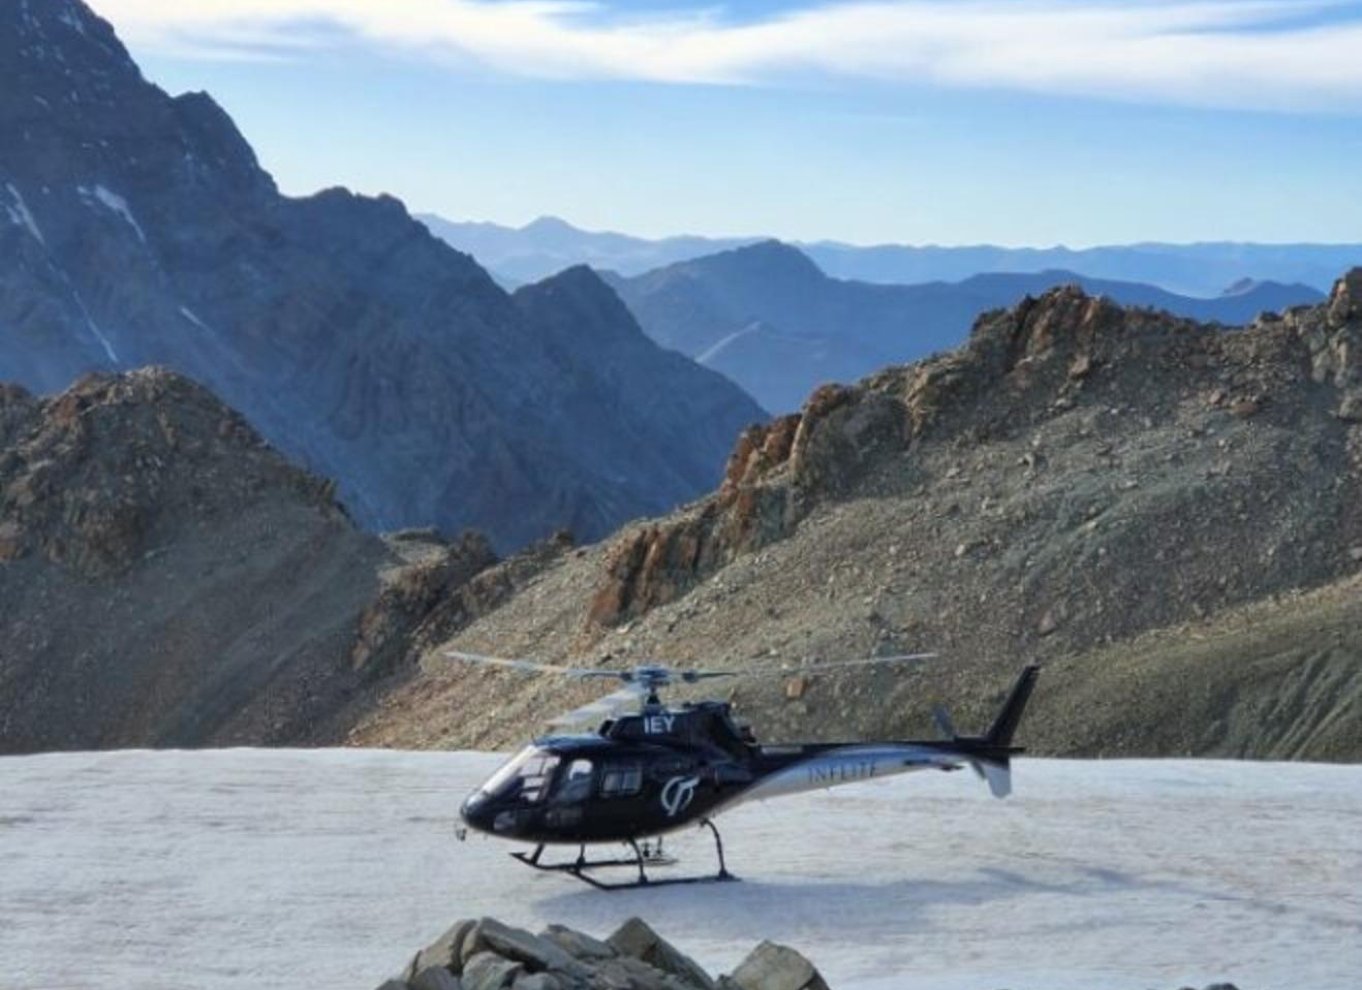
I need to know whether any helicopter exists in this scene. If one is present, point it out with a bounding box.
[451,650,1039,890]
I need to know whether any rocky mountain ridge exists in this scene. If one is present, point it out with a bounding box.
[348,272,1362,760]
[604,240,1324,412]
[0,0,763,550]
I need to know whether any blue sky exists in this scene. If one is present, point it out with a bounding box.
[96,0,1362,246]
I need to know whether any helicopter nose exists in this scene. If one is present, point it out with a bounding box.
[459,791,492,833]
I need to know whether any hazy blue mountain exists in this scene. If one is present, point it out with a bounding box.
[421,213,1361,298]
[418,214,757,287]
[804,241,1362,298]
[605,241,1324,413]
[0,0,764,550]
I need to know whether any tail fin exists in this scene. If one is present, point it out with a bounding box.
[963,665,1039,799]
[984,664,1040,749]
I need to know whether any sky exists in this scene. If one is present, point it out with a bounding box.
[91,0,1362,247]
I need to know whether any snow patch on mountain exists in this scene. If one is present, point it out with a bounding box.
[4,182,46,244]
[79,183,147,244]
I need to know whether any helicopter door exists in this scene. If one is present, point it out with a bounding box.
[544,758,594,829]
[555,758,595,803]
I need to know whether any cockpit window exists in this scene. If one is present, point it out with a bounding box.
[479,746,560,804]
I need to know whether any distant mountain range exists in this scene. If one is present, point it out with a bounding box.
[602,241,1324,412]
[420,214,1362,297]
[0,0,763,550]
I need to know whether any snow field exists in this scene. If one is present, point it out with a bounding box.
[0,750,1357,990]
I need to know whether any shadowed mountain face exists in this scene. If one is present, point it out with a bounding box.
[605,241,1324,412]
[0,0,763,549]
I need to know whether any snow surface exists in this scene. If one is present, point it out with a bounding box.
[0,751,1357,990]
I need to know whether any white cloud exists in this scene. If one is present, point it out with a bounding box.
[92,0,1362,111]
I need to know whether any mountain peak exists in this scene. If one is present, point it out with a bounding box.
[699,239,825,283]
[1,0,141,90]
[523,215,580,233]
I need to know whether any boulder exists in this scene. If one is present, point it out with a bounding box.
[608,917,716,989]
[727,941,830,990]
[412,967,464,990]
[540,924,617,961]
[412,919,478,976]
[461,951,524,990]
[463,918,589,979]
[510,974,562,990]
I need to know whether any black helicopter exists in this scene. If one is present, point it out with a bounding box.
[452,651,1039,890]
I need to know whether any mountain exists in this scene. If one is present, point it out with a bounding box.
[0,0,763,550]
[0,369,594,755]
[604,240,1325,412]
[418,214,757,288]
[0,368,394,753]
[419,213,1362,297]
[348,271,1362,761]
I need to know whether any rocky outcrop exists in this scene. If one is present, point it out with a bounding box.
[0,369,342,578]
[587,275,1362,631]
[353,530,575,682]
[376,915,1241,990]
[0,368,397,752]
[349,531,500,681]
[378,917,826,990]
[1279,268,1362,420]
[0,0,763,550]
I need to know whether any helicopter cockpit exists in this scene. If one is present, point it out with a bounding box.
[472,745,559,805]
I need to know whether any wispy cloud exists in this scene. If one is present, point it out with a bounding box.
[94,0,1362,111]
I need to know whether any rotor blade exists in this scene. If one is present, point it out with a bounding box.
[679,670,740,683]
[443,651,627,682]
[769,652,939,675]
[573,670,637,683]
[546,686,644,729]
[932,704,958,740]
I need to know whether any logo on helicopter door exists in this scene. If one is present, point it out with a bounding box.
[660,776,700,817]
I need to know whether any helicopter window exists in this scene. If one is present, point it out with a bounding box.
[479,746,559,804]
[599,763,643,798]
[555,759,595,803]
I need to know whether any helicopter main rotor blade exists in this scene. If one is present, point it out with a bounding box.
[443,651,628,682]
[764,652,939,675]
[679,670,740,683]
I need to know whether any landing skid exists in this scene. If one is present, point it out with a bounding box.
[511,820,738,891]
